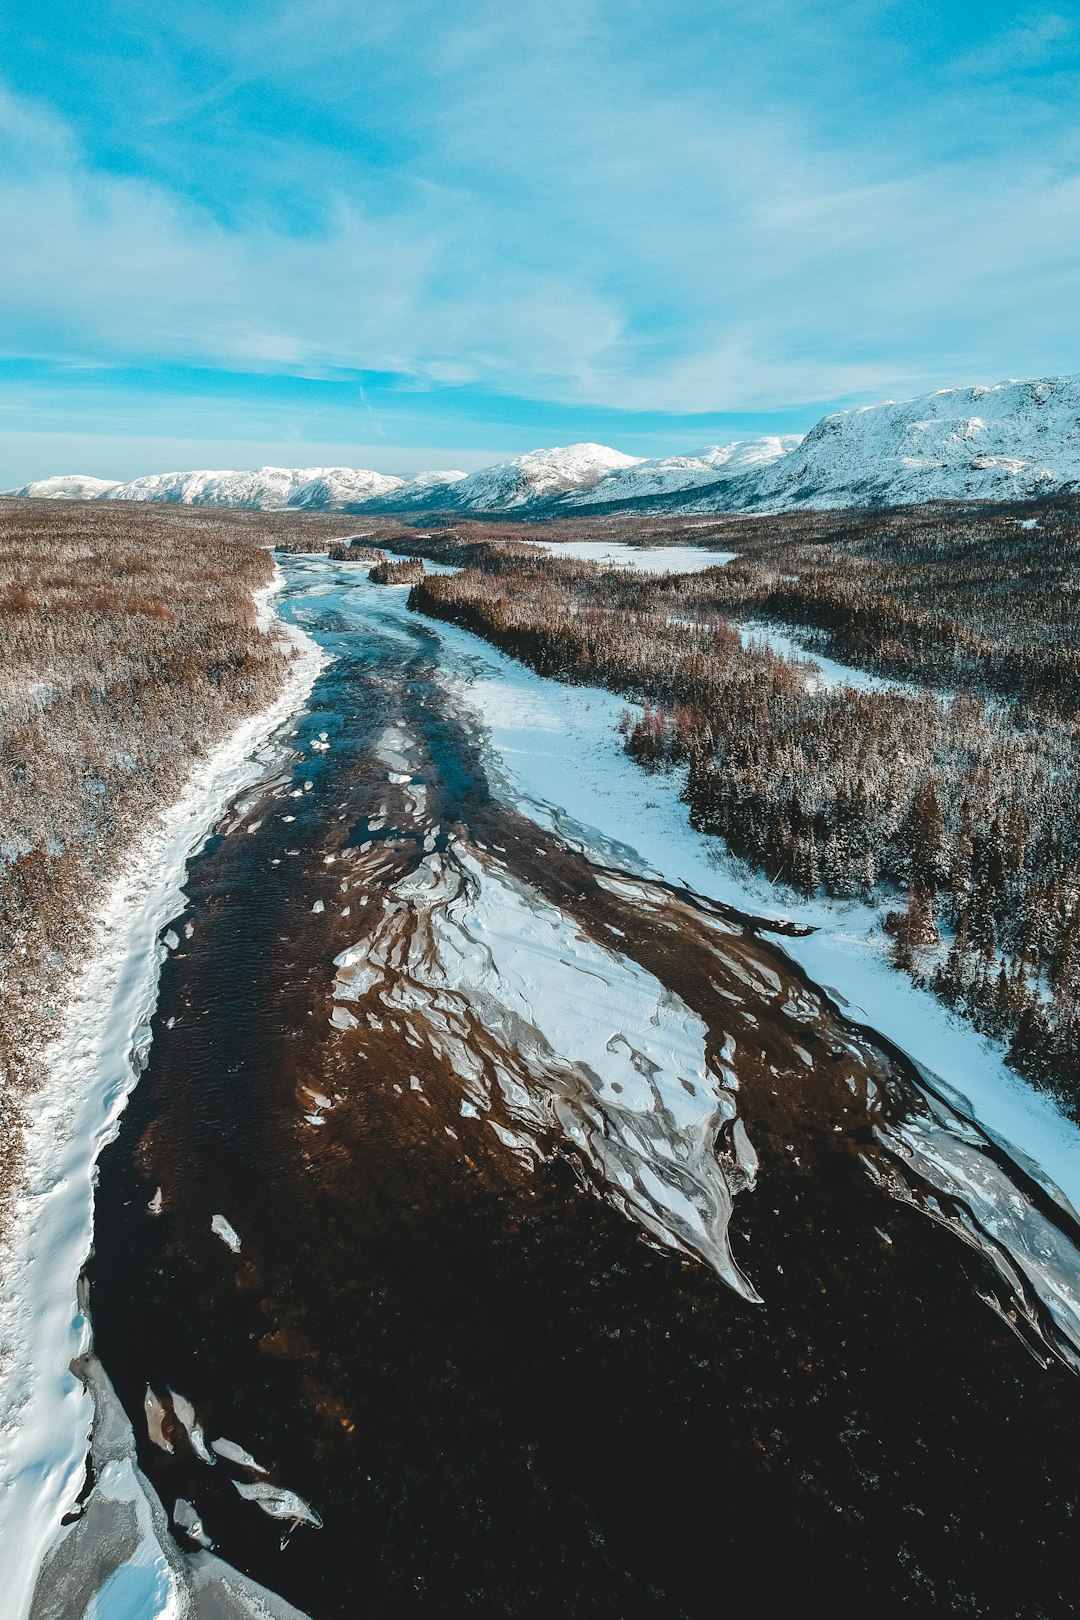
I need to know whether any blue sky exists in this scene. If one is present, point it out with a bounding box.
[2,0,1079,481]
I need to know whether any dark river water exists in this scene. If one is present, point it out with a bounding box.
[84,555,1080,1618]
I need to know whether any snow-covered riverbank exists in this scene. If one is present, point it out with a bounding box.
[422,606,1080,1229]
[0,570,325,1620]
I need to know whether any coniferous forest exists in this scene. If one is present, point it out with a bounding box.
[408,501,1080,1101]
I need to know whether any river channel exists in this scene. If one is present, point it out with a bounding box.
[79,552,1080,1618]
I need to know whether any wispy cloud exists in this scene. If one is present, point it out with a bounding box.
[1,0,1079,462]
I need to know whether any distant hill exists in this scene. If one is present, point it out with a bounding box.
[14,373,1080,517]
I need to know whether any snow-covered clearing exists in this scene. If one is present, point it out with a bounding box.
[738,622,923,696]
[0,566,326,1620]
[523,539,736,573]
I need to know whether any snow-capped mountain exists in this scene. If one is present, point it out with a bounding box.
[726,374,1080,512]
[283,468,407,509]
[563,436,801,510]
[16,474,123,500]
[375,468,469,508]
[11,373,1080,518]
[410,443,643,511]
[102,467,330,508]
[90,466,410,510]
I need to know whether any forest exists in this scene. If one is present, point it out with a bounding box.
[0,499,367,1215]
[2,489,1076,1200]
[407,500,1080,1102]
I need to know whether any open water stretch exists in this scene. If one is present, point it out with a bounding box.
[72,555,1080,1617]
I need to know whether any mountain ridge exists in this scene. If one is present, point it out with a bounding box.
[13,372,1080,518]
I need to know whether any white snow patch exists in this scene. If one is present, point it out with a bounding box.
[524,540,736,574]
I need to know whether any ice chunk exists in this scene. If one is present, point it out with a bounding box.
[233,1479,323,1531]
[211,1214,241,1253]
[210,1436,267,1474]
[168,1389,215,1465]
[143,1387,173,1453]
[173,1497,214,1549]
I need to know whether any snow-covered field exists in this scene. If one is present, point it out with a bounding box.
[524,539,736,573]
[738,622,922,695]
[0,571,325,1620]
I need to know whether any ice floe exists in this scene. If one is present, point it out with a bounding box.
[331,840,760,1298]
[233,1479,323,1536]
[168,1389,215,1466]
[211,1215,242,1254]
[210,1436,267,1474]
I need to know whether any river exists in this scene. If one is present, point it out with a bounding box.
[59,553,1080,1616]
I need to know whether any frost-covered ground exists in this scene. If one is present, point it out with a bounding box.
[522,539,736,573]
[738,622,922,695]
[0,570,325,1620]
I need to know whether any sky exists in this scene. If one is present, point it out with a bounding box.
[2,0,1080,483]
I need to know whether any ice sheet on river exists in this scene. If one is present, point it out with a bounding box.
[334,842,760,1299]
[418,596,1080,1288]
[285,557,1080,1368]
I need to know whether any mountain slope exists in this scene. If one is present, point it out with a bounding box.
[373,468,469,508]
[14,475,122,500]
[11,373,1080,518]
[414,443,643,511]
[559,436,801,510]
[101,467,331,509]
[736,374,1080,512]
[285,468,406,509]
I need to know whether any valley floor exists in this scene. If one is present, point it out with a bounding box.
[2,506,1079,1617]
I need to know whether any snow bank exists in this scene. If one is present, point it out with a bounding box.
[0,572,326,1620]
[426,611,1080,1229]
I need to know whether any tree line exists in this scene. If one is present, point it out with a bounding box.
[408,512,1080,1102]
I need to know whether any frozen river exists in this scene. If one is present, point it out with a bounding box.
[26,552,1080,1618]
